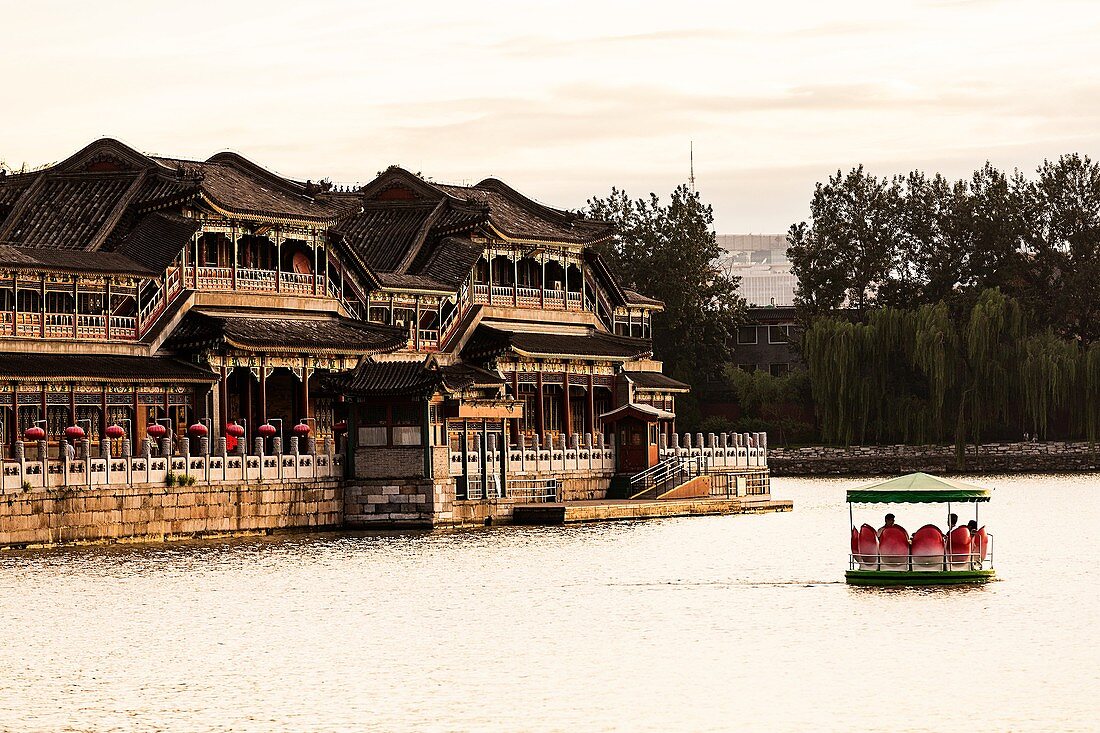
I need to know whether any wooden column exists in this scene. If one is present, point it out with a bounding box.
[231,224,239,291]
[586,372,595,435]
[536,371,545,440]
[301,368,310,424]
[487,255,493,306]
[69,385,76,428]
[414,297,421,351]
[564,259,569,311]
[540,258,545,308]
[563,370,572,441]
[259,361,268,425]
[11,382,18,451]
[313,233,320,296]
[513,256,518,307]
[72,280,78,339]
[244,369,254,437]
[275,229,282,293]
[193,232,201,288]
[39,275,45,338]
[510,371,520,443]
[219,366,229,431]
[11,274,18,337]
[104,278,112,341]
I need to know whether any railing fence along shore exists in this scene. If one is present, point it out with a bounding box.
[0,435,341,492]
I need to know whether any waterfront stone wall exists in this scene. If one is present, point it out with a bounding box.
[0,480,342,548]
[768,441,1100,475]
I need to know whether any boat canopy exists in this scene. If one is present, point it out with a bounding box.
[846,472,991,504]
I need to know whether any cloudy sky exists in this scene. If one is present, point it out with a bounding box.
[3,0,1098,232]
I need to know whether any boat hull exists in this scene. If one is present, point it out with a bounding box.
[845,569,995,586]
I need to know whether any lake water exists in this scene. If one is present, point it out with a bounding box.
[1,474,1098,732]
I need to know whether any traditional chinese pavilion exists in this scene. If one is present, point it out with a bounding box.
[0,139,687,484]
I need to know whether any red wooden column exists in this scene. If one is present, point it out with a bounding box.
[300,367,310,424]
[259,361,268,425]
[219,366,229,431]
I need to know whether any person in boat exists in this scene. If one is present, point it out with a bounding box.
[967,520,978,531]
[879,514,897,535]
[947,513,959,532]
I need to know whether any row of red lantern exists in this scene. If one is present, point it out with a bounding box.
[22,421,342,442]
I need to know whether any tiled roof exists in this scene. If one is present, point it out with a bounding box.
[332,358,504,396]
[0,244,153,276]
[462,325,652,361]
[434,179,613,244]
[374,272,451,291]
[109,212,200,273]
[153,153,344,223]
[440,362,505,391]
[622,289,664,307]
[332,359,438,396]
[0,353,214,383]
[334,201,439,272]
[409,237,484,289]
[0,172,142,250]
[626,371,690,392]
[166,308,409,354]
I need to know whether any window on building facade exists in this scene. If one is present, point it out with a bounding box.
[768,325,790,344]
[358,404,389,446]
[769,362,791,377]
[737,364,757,372]
[359,402,423,447]
[736,326,758,344]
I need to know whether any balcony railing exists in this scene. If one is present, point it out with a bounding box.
[187,266,331,298]
[471,284,584,311]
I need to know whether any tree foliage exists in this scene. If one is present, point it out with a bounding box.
[586,185,746,383]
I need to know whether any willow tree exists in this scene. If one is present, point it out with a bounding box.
[1019,332,1079,440]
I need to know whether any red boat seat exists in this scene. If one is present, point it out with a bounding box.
[972,526,989,566]
[878,525,910,571]
[947,526,972,570]
[858,524,879,570]
[911,524,946,571]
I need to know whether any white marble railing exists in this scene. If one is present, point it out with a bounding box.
[658,432,768,469]
[450,434,616,477]
[1,446,342,493]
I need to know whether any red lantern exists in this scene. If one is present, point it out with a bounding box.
[188,423,209,437]
[24,426,45,441]
[257,423,277,437]
[333,421,347,432]
[225,423,245,438]
[105,425,126,439]
[292,423,311,436]
[65,425,85,440]
[147,424,167,438]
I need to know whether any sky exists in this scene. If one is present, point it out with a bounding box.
[3,0,1100,232]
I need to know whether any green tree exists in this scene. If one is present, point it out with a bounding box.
[787,166,901,317]
[587,184,745,384]
[1021,154,1100,344]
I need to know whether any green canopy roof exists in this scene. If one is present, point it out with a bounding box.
[846,472,992,504]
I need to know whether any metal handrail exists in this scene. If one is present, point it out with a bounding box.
[848,533,995,571]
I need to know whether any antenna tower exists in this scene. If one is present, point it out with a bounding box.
[689,141,696,193]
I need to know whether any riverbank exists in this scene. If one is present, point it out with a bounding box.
[768,440,1100,475]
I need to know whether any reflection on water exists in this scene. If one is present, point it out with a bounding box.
[1,475,1098,732]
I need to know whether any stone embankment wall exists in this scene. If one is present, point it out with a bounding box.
[0,480,342,548]
[768,441,1100,475]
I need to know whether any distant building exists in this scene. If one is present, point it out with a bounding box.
[719,234,799,374]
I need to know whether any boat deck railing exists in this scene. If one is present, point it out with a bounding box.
[848,537,994,572]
